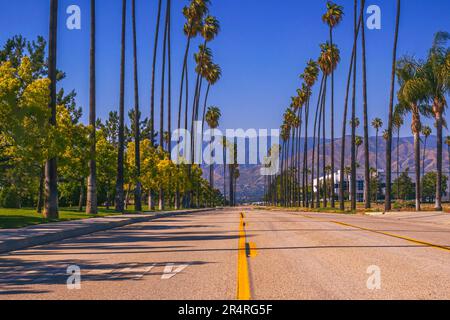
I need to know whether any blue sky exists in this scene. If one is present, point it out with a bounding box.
[0,0,449,137]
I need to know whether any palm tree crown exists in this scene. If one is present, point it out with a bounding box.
[322,1,344,29]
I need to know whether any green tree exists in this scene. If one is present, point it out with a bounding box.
[422,172,448,203]
[393,169,414,201]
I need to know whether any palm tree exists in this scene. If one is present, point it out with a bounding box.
[131,0,142,212]
[421,125,432,179]
[318,42,340,208]
[350,0,359,211]
[158,0,172,211]
[300,60,319,207]
[178,0,209,143]
[115,0,127,213]
[311,76,326,208]
[322,1,344,208]
[360,0,371,209]
[396,57,432,211]
[385,0,401,212]
[423,32,449,211]
[150,0,163,147]
[372,118,383,203]
[205,106,221,206]
[86,0,97,215]
[339,4,362,210]
[44,0,59,219]
[201,63,222,136]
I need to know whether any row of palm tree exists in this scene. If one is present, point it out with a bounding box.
[264,0,449,213]
[43,0,227,218]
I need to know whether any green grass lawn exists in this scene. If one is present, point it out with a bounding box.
[0,207,125,229]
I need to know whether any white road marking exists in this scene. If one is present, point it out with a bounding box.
[161,263,190,280]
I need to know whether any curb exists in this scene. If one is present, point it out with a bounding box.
[0,208,217,255]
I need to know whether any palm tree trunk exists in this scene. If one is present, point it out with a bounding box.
[44,0,59,219]
[422,136,427,202]
[158,0,170,211]
[132,0,142,212]
[435,111,443,211]
[350,0,359,211]
[317,87,324,208]
[150,0,163,146]
[397,129,401,200]
[329,28,336,208]
[360,0,371,209]
[302,98,310,207]
[322,78,328,208]
[311,76,325,208]
[375,130,379,203]
[414,130,421,211]
[37,165,45,213]
[339,12,361,210]
[79,178,85,212]
[86,0,98,215]
[385,0,401,212]
[115,0,127,213]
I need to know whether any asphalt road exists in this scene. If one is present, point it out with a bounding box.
[1,208,450,300]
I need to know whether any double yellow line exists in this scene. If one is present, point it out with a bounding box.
[237,212,255,300]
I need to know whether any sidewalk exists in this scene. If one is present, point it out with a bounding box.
[0,208,217,254]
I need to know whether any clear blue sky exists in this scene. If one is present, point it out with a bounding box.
[0,0,449,137]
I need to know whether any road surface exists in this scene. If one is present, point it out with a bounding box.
[1,208,450,300]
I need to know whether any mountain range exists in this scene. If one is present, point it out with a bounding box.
[204,135,450,202]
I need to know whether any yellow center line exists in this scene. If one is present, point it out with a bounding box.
[300,214,450,253]
[237,212,251,300]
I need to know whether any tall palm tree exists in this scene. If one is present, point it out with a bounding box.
[360,0,371,209]
[205,106,221,206]
[178,0,209,134]
[150,0,163,147]
[423,31,449,211]
[300,60,319,207]
[385,0,401,212]
[350,0,359,211]
[86,0,97,215]
[322,1,344,208]
[158,0,171,211]
[115,0,127,213]
[421,125,432,180]
[201,63,222,135]
[131,0,142,212]
[372,118,383,203]
[318,42,340,207]
[310,75,325,208]
[339,5,362,210]
[44,0,59,219]
[396,57,432,211]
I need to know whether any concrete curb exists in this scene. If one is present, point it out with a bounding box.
[0,208,217,255]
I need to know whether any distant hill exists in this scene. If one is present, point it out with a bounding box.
[203,135,450,202]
